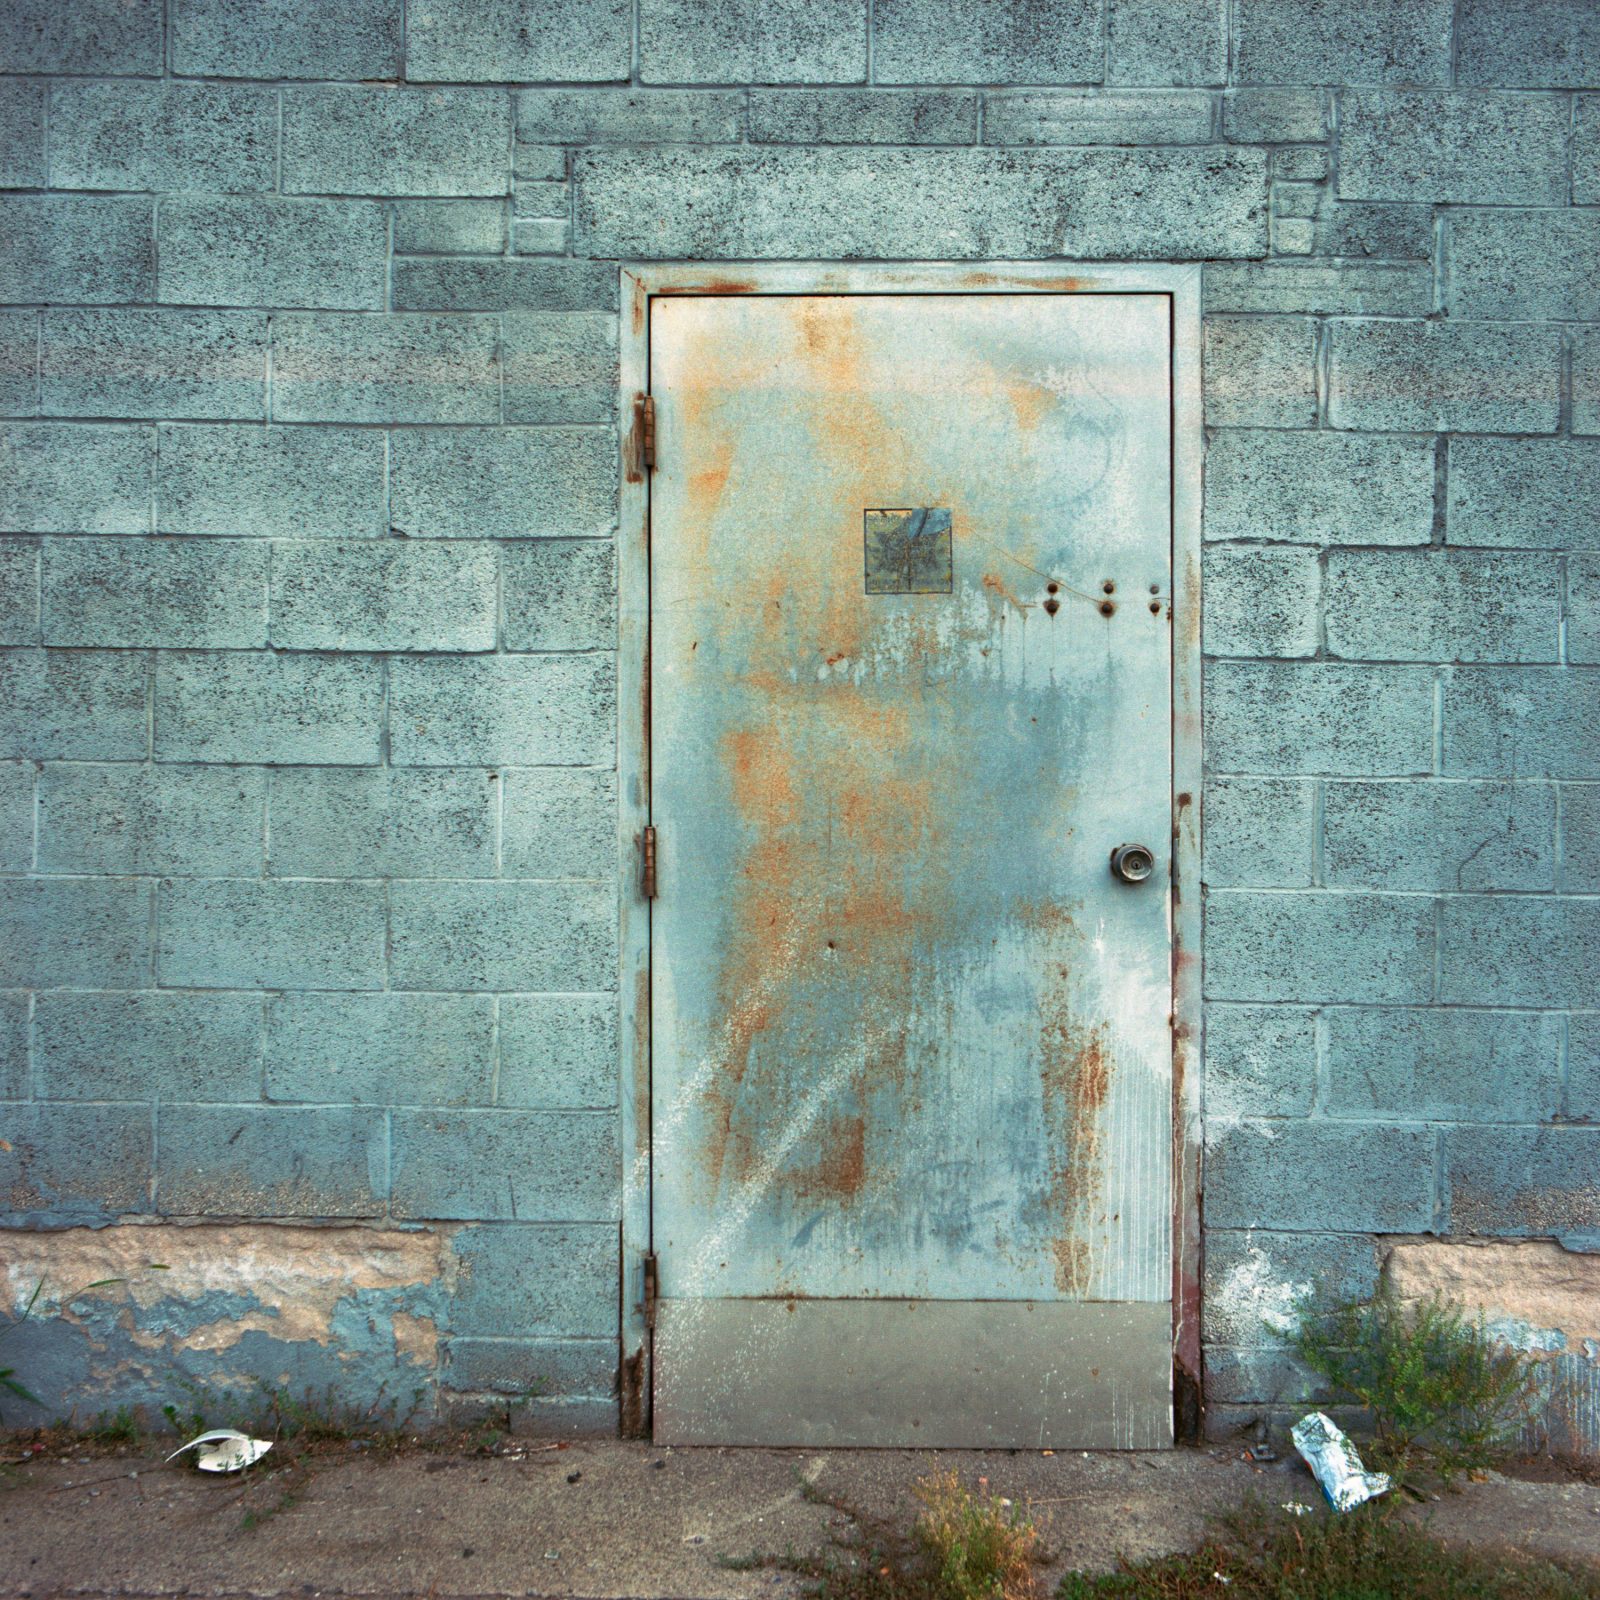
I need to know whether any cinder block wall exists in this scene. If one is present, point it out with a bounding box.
[0,0,1596,1441]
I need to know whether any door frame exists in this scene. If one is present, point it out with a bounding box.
[614,263,1204,1438]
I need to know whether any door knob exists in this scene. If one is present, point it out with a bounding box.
[1109,843,1156,884]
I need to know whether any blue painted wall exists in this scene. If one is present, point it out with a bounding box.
[0,0,1596,1442]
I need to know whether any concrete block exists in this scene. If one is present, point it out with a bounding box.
[37,763,266,876]
[443,1337,614,1397]
[874,0,1099,84]
[1202,1347,1332,1405]
[1326,1006,1561,1122]
[41,310,266,423]
[1324,779,1554,892]
[392,259,618,313]
[1572,557,1600,665]
[1203,1229,1378,1347]
[515,185,568,220]
[497,994,618,1109]
[1447,440,1600,552]
[0,650,147,761]
[1200,545,1319,659]
[1202,317,1316,428]
[0,990,25,1099]
[49,83,274,194]
[1444,1127,1600,1239]
[500,768,615,879]
[985,91,1214,146]
[0,539,38,646]
[0,83,45,189]
[1205,1120,1434,1231]
[157,424,385,539]
[1325,550,1558,664]
[0,310,36,419]
[170,0,401,77]
[1204,890,1434,1004]
[515,146,568,181]
[42,537,268,648]
[1202,1003,1317,1118]
[0,196,153,306]
[282,88,511,199]
[391,655,614,767]
[407,0,630,82]
[502,314,618,426]
[1221,88,1325,143]
[1340,90,1567,205]
[0,878,150,990]
[1442,667,1600,780]
[575,146,1268,261]
[1201,777,1314,888]
[518,89,744,144]
[391,1108,618,1220]
[158,198,387,312]
[1204,430,1433,547]
[750,90,976,144]
[1204,262,1429,317]
[159,878,387,991]
[1204,662,1434,776]
[1,0,162,73]
[155,651,381,765]
[1449,210,1600,323]
[641,0,865,84]
[158,1106,387,1219]
[1235,0,1452,84]
[1438,896,1600,1009]
[1328,320,1560,434]
[0,764,30,873]
[1272,183,1321,220]
[450,1224,617,1337]
[389,428,616,539]
[1578,330,1600,437]
[270,541,496,652]
[393,200,507,255]
[512,220,569,256]
[1,424,151,535]
[265,993,494,1106]
[1107,0,1225,85]
[1272,148,1328,182]
[271,315,499,425]
[389,879,616,991]
[1315,201,1433,261]
[269,766,495,878]
[1457,0,1600,87]
[1580,97,1600,207]
[36,992,263,1103]
[501,540,615,651]
[1571,1014,1600,1121]
[1270,217,1315,255]
[0,1105,152,1224]
[1564,783,1600,892]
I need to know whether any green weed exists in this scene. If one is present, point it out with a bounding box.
[1290,1286,1540,1486]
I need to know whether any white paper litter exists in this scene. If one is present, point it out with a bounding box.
[164,1429,273,1473]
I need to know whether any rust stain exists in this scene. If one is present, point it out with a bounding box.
[620,1345,646,1437]
[1003,375,1055,432]
[980,571,1028,616]
[658,279,758,296]
[792,1109,868,1203]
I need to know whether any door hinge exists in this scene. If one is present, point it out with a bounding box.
[636,393,656,470]
[642,1251,659,1329]
[641,824,657,899]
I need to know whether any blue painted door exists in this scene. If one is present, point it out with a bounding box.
[648,293,1174,1445]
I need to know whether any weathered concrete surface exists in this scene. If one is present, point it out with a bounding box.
[0,1442,1596,1599]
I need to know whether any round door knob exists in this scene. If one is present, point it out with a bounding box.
[1109,843,1156,884]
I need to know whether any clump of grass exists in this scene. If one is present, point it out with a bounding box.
[1289,1285,1540,1487]
[1057,1499,1600,1599]
[913,1471,1041,1600]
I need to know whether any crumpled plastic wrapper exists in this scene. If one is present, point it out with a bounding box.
[1291,1412,1392,1512]
[165,1429,273,1473]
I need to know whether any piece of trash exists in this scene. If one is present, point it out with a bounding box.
[1290,1412,1391,1513]
[566,1470,582,1484]
[1247,1441,1277,1463]
[164,1429,273,1474]
[543,1550,560,1562]
[1281,1501,1313,1516]
[1212,1574,1232,1585]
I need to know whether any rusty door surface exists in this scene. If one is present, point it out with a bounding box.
[647,292,1174,1447]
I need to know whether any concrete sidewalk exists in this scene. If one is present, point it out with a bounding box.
[1,1440,1596,1598]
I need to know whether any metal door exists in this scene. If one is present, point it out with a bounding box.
[646,291,1175,1447]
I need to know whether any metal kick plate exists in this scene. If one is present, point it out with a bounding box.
[654,1299,1174,1448]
